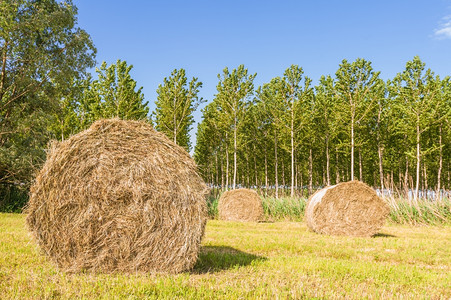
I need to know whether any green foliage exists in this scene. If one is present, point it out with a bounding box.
[0,0,95,191]
[197,65,256,189]
[334,58,383,181]
[389,56,447,199]
[195,57,450,203]
[0,185,28,212]
[206,194,219,219]
[49,60,150,142]
[154,69,203,151]
[83,60,149,122]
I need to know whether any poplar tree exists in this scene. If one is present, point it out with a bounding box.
[390,56,443,201]
[59,60,149,135]
[263,66,312,196]
[93,60,149,121]
[436,77,451,198]
[258,78,285,198]
[255,82,278,196]
[334,58,381,181]
[214,65,256,189]
[314,75,339,186]
[154,69,203,151]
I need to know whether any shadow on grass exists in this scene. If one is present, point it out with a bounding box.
[192,246,267,274]
[373,232,397,238]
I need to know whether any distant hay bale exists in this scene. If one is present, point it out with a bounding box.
[305,181,389,237]
[218,188,263,222]
[26,119,208,273]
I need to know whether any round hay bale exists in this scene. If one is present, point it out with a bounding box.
[305,181,389,237]
[26,119,208,273]
[218,188,263,222]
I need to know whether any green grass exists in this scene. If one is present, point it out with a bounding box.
[261,196,306,221]
[1,213,450,299]
[207,193,451,225]
[207,195,306,221]
[387,197,451,225]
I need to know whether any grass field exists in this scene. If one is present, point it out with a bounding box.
[0,213,450,299]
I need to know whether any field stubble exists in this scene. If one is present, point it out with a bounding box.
[0,213,450,299]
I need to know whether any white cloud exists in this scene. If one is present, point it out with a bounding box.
[434,16,451,39]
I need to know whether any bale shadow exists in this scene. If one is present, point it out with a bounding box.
[192,246,267,274]
[372,232,397,238]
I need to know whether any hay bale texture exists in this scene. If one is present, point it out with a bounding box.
[26,119,208,273]
[218,188,263,222]
[305,181,389,237]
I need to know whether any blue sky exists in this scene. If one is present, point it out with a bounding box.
[74,0,451,147]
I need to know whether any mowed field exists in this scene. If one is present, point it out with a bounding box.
[0,213,450,299]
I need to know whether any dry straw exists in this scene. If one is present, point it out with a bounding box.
[26,119,208,273]
[218,188,263,222]
[305,181,389,237]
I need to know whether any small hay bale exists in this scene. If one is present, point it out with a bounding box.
[305,180,389,237]
[26,119,208,273]
[218,188,263,222]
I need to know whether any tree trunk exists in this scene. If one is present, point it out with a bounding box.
[398,165,402,194]
[378,144,384,192]
[335,146,340,184]
[226,133,229,190]
[300,168,303,197]
[215,150,219,187]
[0,40,8,102]
[254,147,258,189]
[221,144,224,190]
[415,119,420,201]
[350,108,355,181]
[358,147,363,182]
[172,92,178,144]
[326,135,330,186]
[308,148,313,196]
[291,109,295,197]
[233,116,237,189]
[437,124,443,200]
[423,162,428,199]
[346,165,349,182]
[264,147,268,197]
[295,157,298,197]
[61,120,65,141]
[405,155,409,202]
[282,159,286,195]
[274,129,279,199]
[377,98,384,191]
[447,162,450,191]
[246,154,250,188]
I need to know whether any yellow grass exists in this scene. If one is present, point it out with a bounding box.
[1,213,450,299]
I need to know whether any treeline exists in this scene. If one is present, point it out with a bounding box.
[1,1,450,211]
[194,59,451,200]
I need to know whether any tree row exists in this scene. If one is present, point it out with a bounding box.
[194,58,451,200]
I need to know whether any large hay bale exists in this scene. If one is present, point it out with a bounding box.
[218,188,263,222]
[26,119,208,273]
[305,181,389,237]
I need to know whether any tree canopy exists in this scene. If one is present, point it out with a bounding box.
[153,68,203,151]
[0,0,96,198]
[194,57,451,200]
